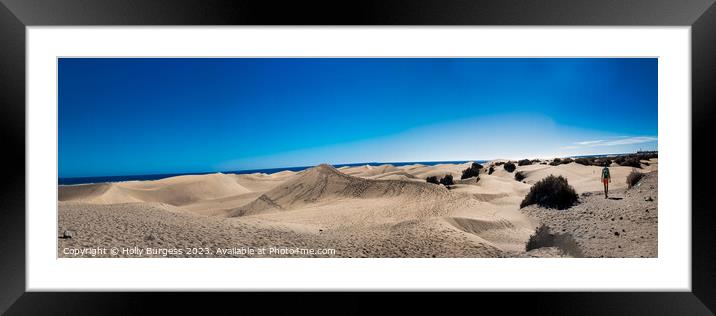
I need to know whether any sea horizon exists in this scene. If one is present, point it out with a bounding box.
[57,151,656,185]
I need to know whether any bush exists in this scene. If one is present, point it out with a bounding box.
[531,159,541,164]
[547,157,572,165]
[520,175,578,210]
[569,156,648,166]
[574,157,593,166]
[460,162,483,179]
[518,159,532,166]
[595,158,612,166]
[626,169,645,188]
[426,176,439,185]
[515,171,526,182]
[488,166,495,175]
[549,158,561,166]
[439,174,454,186]
[617,157,641,168]
[503,161,516,172]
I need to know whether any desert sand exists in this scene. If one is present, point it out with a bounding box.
[58,158,658,258]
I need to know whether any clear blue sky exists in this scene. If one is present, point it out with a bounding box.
[59,58,657,178]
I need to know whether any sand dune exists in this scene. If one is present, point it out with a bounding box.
[340,164,400,178]
[58,158,658,258]
[60,173,252,206]
[396,162,473,180]
[515,163,632,193]
[229,164,452,217]
[366,170,419,181]
[232,171,297,192]
[59,183,145,204]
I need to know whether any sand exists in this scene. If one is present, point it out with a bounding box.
[58,158,658,258]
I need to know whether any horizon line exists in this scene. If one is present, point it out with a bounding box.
[58,150,657,180]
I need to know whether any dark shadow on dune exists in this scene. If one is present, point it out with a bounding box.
[608,197,623,200]
[525,224,584,257]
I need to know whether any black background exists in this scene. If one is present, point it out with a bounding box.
[1,0,715,314]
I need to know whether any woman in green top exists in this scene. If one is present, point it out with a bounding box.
[601,162,611,198]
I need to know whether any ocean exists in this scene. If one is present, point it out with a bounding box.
[58,160,488,185]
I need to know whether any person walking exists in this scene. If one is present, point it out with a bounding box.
[601,162,611,198]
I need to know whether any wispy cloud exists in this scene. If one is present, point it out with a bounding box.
[563,136,657,149]
[601,136,657,146]
[575,140,605,146]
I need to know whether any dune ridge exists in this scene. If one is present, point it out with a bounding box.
[59,173,251,206]
[229,164,452,217]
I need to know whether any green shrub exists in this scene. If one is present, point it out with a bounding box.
[549,158,562,166]
[460,162,483,179]
[426,176,439,185]
[561,158,573,164]
[574,158,593,166]
[617,157,642,168]
[439,174,454,186]
[515,171,526,182]
[520,175,578,210]
[518,159,532,166]
[626,169,645,188]
[488,166,495,175]
[503,161,516,172]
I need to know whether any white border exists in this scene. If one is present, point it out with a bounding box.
[27,27,690,291]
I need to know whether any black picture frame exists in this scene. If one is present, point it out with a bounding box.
[1,0,714,314]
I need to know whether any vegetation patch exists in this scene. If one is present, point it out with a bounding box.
[615,156,642,168]
[439,174,454,186]
[460,162,483,180]
[503,161,516,173]
[426,176,439,185]
[626,169,645,189]
[518,159,532,166]
[520,175,578,210]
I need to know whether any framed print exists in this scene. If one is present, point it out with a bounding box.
[1,0,715,314]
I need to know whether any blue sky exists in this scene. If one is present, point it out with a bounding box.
[59,58,657,178]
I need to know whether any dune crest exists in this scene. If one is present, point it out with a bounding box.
[59,173,251,206]
[229,164,451,217]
